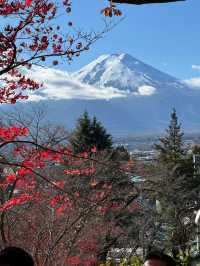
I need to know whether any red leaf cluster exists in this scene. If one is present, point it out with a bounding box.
[66,256,97,266]
[0,193,35,212]
[49,195,73,215]
[64,167,96,176]
[0,126,29,141]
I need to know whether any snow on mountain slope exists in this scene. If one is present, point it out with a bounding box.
[2,53,200,135]
[25,66,127,101]
[26,53,189,101]
[72,53,185,96]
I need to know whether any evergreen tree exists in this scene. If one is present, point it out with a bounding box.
[70,111,112,153]
[155,108,184,166]
[148,109,200,254]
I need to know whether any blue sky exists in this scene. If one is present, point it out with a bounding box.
[61,0,199,80]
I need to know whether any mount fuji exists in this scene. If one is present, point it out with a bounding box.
[2,53,200,135]
[73,53,184,96]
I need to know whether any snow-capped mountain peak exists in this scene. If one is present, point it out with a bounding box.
[3,53,200,135]
[72,53,183,95]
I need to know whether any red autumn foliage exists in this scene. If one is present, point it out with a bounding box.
[0,124,140,265]
[0,193,36,212]
[64,167,96,176]
[0,2,138,264]
[66,256,82,265]
[0,126,29,141]
[0,0,119,104]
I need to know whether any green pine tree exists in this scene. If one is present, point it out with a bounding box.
[70,111,112,153]
[146,110,200,255]
[155,108,184,166]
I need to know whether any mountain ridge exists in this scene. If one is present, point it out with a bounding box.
[1,53,200,135]
[72,53,184,95]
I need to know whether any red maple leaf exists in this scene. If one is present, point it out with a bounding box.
[25,0,32,7]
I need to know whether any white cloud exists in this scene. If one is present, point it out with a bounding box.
[25,66,128,101]
[134,85,157,96]
[28,94,46,101]
[183,65,200,89]
[184,77,200,89]
[22,67,158,101]
[192,65,200,71]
